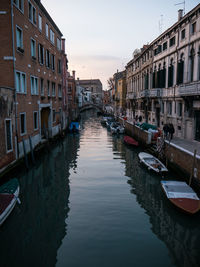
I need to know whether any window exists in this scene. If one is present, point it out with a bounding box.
[38,14,42,31]
[168,102,172,115]
[169,36,175,47]
[47,80,50,96]
[161,101,164,114]
[58,84,62,98]
[16,71,26,93]
[20,113,26,135]
[163,41,167,51]
[33,111,38,130]
[5,119,12,152]
[191,22,196,35]
[31,38,36,58]
[45,23,48,38]
[178,102,182,117]
[16,26,23,52]
[51,54,55,71]
[50,29,55,44]
[13,0,24,12]
[40,78,44,95]
[31,76,38,95]
[52,82,56,96]
[58,59,61,73]
[28,1,36,24]
[38,43,44,64]
[57,38,61,50]
[46,50,50,68]
[52,109,56,122]
[181,29,185,40]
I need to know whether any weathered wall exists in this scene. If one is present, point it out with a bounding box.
[0,87,16,169]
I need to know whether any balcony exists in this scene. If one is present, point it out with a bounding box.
[126,92,136,100]
[178,81,200,96]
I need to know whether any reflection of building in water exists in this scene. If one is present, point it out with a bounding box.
[126,165,200,267]
[0,136,80,267]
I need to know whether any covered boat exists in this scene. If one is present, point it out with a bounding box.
[0,178,20,226]
[69,122,80,133]
[110,122,125,134]
[138,152,168,173]
[124,136,138,146]
[161,180,200,214]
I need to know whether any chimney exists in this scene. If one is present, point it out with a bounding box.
[72,70,75,79]
[178,9,183,21]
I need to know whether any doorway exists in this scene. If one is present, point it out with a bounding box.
[195,111,200,141]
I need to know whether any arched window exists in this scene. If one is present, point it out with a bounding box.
[168,58,174,87]
[198,46,200,80]
[189,48,195,82]
[177,53,184,84]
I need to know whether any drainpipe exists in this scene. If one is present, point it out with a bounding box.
[11,0,19,158]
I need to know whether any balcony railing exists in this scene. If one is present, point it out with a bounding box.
[178,81,200,96]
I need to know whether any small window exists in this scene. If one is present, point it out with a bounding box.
[181,29,185,40]
[33,111,38,130]
[52,82,56,96]
[5,119,13,152]
[16,71,26,93]
[58,84,62,98]
[57,38,61,50]
[51,54,55,71]
[31,76,38,95]
[47,80,50,96]
[38,14,42,31]
[20,113,26,135]
[28,1,36,24]
[16,26,23,52]
[50,29,55,44]
[14,0,24,12]
[178,102,182,117]
[53,109,56,122]
[163,41,167,51]
[40,78,44,95]
[169,36,175,47]
[38,43,44,64]
[45,23,49,38]
[46,49,50,68]
[191,22,196,35]
[58,59,61,74]
[31,38,36,58]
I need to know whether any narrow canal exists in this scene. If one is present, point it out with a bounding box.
[1,110,200,267]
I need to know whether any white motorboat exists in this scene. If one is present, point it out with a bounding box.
[138,152,168,173]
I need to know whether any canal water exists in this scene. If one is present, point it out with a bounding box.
[1,110,200,267]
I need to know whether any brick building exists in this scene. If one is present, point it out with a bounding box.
[0,0,67,170]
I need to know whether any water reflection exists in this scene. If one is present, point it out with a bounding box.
[114,136,200,267]
[0,135,80,267]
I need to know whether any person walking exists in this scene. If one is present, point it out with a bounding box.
[163,124,169,139]
[168,123,175,140]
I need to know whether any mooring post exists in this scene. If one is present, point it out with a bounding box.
[189,149,197,186]
[22,138,29,169]
[29,135,35,164]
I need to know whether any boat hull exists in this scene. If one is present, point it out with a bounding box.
[138,152,168,173]
[124,136,138,146]
[169,198,200,215]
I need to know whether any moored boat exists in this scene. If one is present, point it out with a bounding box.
[69,122,80,133]
[161,180,200,214]
[110,122,125,134]
[138,152,168,173]
[0,178,20,226]
[124,136,138,146]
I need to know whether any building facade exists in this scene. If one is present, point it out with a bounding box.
[126,5,200,141]
[0,0,66,170]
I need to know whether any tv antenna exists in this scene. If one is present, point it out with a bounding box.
[175,1,185,15]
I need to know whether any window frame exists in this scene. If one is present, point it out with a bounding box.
[20,112,26,136]
[28,1,36,25]
[38,14,42,31]
[15,70,26,94]
[52,82,56,97]
[31,37,36,59]
[30,75,39,95]
[50,29,55,44]
[5,119,13,153]
[33,111,38,130]
[16,25,23,52]
[13,0,24,13]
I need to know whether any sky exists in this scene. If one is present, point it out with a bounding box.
[42,0,200,90]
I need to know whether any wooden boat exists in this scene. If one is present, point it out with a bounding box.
[110,122,125,134]
[138,152,168,173]
[124,136,138,146]
[0,178,20,226]
[161,180,200,214]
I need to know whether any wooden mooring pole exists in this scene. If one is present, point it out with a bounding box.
[189,149,197,186]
